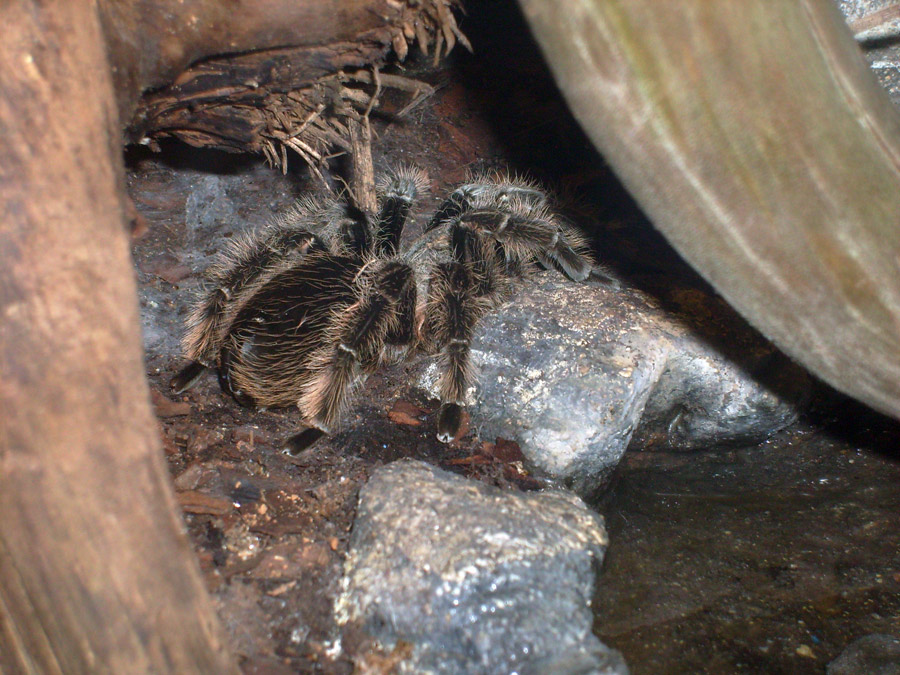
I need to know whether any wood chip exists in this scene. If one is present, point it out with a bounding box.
[176,490,233,515]
[267,580,297,597]
[151,388,192,417]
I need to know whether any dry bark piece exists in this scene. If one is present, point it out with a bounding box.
[0,2,238,671]
[176,490,235,516]
[126,1,456,177]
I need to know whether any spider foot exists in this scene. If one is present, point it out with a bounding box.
[589,262,621,288]
[436,402,464,443]
[283,427,327,455]
[170,361,207,393]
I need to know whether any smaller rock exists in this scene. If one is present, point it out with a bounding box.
[336,460,626,675]
[421,273,669,496]
[827,634,900,675]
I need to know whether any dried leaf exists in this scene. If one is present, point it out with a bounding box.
[388,399,429,426]
[488,437,525,463]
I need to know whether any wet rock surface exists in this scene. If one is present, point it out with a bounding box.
[628,286,809,452]
[827,634,900,674]
[336,460,625,675]
[595,410,900,673]
[434,274,807,496]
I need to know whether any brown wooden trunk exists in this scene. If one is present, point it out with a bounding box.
[99,0,412,127]
[0,1,238,672]
[519,0,900,421]
[0,0,452,669]
[102,0,455,160]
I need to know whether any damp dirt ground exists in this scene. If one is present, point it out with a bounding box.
[128,3,900,672]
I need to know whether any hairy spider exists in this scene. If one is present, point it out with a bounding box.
[171,167,596,453]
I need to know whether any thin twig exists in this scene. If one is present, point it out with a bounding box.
[287,103,326,140]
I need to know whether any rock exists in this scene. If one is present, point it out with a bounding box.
[421,272,807,496]
[184,174,243,258]
[336,460,626,675]
[422,272,669,496]
[628,286,809,451]
[827,634,900,675]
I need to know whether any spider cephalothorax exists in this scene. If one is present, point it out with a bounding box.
[172,167,596,453]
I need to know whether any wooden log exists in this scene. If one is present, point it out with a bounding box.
[519,0,900,421]
[102,0,457,156]
[1,0,460,669]
[99,0,407,127]
[0,1,237,672]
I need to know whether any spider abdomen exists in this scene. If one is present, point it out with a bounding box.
[218,254,358,409]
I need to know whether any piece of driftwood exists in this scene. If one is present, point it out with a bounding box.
[519,0,900,421]
[0,0,458,672]
[99,0,462,129]
[0,1,237,672]
[115,0,451,180]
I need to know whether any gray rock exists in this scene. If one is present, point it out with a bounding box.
[336,460,625,675]
[428,273,670,496]
[828,634,900,675]
[422,273,807,495]
[184,174,244,265]
[628,286,809,452]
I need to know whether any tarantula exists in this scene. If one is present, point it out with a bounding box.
[171,167,596,453]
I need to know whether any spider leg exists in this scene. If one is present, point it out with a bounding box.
[533,222,594,281]
[426,188,471,232]
[461,209,594,282]
[170,360,207,393]
[216,342,257,408]
[425,260,491,442]
[384,277,418,348]
[426,173,548,232]
[374,166,427,255]
[336,203,373,258]
[434,174,594,282]
[284,427,327,455]
[297,261,416,442]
